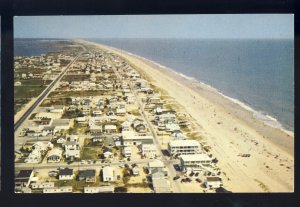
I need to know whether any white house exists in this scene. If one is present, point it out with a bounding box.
[148,160,166,174]
[56,137,66,144]
[122,146,132,158]
[31,181,55,189]
[205,177,223,189]
[47,148,63,163]
[104,125,117,134]
[142,144,157,159]
[132,165,139,176]
[116,108,126,116]
[102,166,115,182]
[64,141,80,159]
[121,121,131,131]
[122,131,153,146]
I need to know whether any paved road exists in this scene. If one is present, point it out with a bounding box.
[109,56,182,192]
[14,45,86,151]
[14,45,86,132]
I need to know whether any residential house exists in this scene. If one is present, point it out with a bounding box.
[104,125,117,134]
[103,149,113,158]
[205,177,223,189]
[116,108,126,116]
[92,136,102,143]
[121,121,131,131]
[78,169,96,183]
[122,131,153,146]
[56,137,66,144]
[58,168,74,180]
[52,119,71,132]
[132,165,139,176]
[64,141,80,159]
[152,178,171,193]
[47,148,63,163]
[148,160,166,174]
[122,146,132,158]
[102,166,115,182]
[15,170,34,190]
[141,144,157,159]
[31,181,54,189]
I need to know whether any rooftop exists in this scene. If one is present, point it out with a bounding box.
[169,140,200,147]
[180,154,212,162]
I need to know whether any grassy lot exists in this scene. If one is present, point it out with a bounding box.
[62,74,90,82]
[14,79,52,86]
[40,97,72,107]
[128,109,141,116]
[81,147,101,160]
[14,98,31,114]
[66,122,88,135]
[14,85,47,99]
[84,138,103,147]
[48,90,112,98]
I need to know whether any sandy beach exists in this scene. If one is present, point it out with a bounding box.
[77,39,294,192]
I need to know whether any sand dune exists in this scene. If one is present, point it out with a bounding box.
[79,39,294,192]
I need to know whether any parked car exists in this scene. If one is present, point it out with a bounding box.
[196,178,202,183]
[48,171,58,177]
[173,176,180,181]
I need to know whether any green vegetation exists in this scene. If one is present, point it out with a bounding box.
[67,122,88,135]
[14,98,31,114]
[15,85,47,99]
[62,74,90,82]
[40,98,72,107]
[15,79,52,86]
[61,109,84,119]
[81,147,101,160]
[48,90,111,98]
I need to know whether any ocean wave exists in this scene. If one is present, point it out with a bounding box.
[97,42,293,136]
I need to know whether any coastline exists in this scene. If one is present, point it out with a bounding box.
[78,39,294,192]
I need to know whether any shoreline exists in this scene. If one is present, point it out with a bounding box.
[78,39,294,192]
[85,40,294,137]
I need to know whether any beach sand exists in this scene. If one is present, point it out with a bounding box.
[78,40,294,192]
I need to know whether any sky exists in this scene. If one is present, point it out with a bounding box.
[14,14,294,39]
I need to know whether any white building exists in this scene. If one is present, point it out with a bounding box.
[148,160,166,174]
[168,140,201,156]
[64,141,80,159]
[205,177,223,189]
[102,166,115,182]
[47,148,63,163]
[31,181,55,189]
[122,146,132,157]
[84,186,114,193]
[180,154,212,171]
[122,131,153,146]
[43,186,72,193]
[141,144,157,158]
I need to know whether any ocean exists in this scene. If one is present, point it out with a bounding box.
[14,39,70,56]
[90,38,294,132]
[14,38,294,132]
